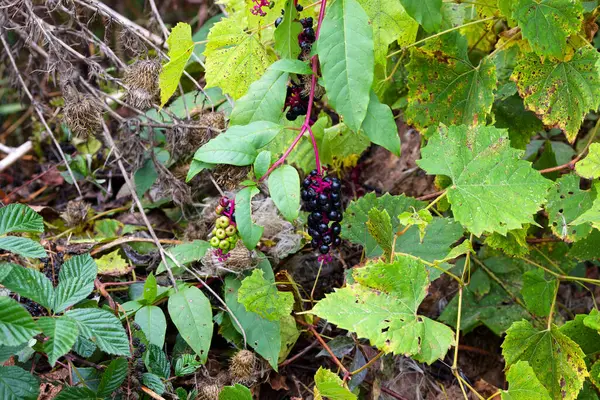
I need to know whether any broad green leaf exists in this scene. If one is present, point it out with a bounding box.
[279,314,300,362]
[0,237,45,258]
[0,296,39,346]
[320,123,371,165]
[560,314,600,356]
[157,240,210,274]
[493,95,543,150]
[406,41,496,130]
[143,273,158,303]
[65,308,130,356]
[253,150,271,179]
[219,384,252,400]
[193,135,258,166]
[360,91,400,156]
[236,186,264,249]
[95,250,131,276]
[520,270,557,317]
[97,357,128,398]
[312,256,454,363]
[484,227,529,257]
[584,309,600,331]
[144,344,171,379]
[399,0,442,33]
[268,165,300,222]
[142,372,165,395]
[366,208,393,259]
[576,143,600,179]
[314,367,357,400]
[502,361,551,400]
[168,286,213,363]
[186,160,213,182]
[512,0,583,59]
[398,208,433,243]
[546,175,596,241]
[225,121,284,149]
[37,316,79,366]
[502,320,588,400]
[238,269,293,320]
[0,366,39,400]
[570,195,600,232]
[54,254,98,313]
[135,306,167,347]
[274,0,302,59]
[204,18,275,99]
[73,335,96,358]
[417,125,553,236]
[513,47,600,143]
[269,59,313,75]
[0,204,44,235]
[317,0,374,132]
[160,22,195,106]
[55,387,97,400]
[0,263,54,309]
[229,68,289,125]
[134,158,158,197]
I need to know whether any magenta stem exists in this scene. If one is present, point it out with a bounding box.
[260,127,307,181]
[305,125,321,173]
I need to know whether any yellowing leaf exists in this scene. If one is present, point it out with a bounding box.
[366,208,393,259]
[159,23,195,106]
[502,361,551,400]
[204,18,275,99]
[314,367,356,400]
[576,143,600,179]
[96,250,132,276]
[238,269,293,321]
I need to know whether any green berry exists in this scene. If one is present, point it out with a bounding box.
[216,205,224,215]
[216,216,230,228]
[225,225,237,236]
[215,228,227,239]
[210,237,220,247]
[228,235,238,244]
[219,240,230,251]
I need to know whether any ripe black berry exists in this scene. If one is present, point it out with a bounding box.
[319,244,330,254]
[300,17,313,28]
[331,222,341,235]
[132,337,141,346]
[275,17,283,27]
[322,235,332,244]
[296,3,303,11]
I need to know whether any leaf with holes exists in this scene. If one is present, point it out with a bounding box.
[238,269,293,321]
[313,367,356,400]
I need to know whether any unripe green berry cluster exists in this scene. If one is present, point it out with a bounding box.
[209,215,238,253]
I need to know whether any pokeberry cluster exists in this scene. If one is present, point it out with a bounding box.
[302,170,343,259]
[285,83,308,121]
[298,17,315,55]
[208,197,239,261]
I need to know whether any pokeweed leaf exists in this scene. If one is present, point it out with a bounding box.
[366,208,393,259]
[204,18,275,99]
[159,22,195,106]
[238,269,294,321]
[576,143,600,179]
[269,59,313,75]
[0,237,46,258]
[193,135,258,166]
[54,254,98,313]
[520,270,557,317]
[157,240,211,274]
[167,286,213,363]
[135,305,167,347]
[360,91,401,156]
[317,0,374,132]
[96,357,128,398]
[0,263,54,309]
[254,150,271,179]
[512,0,583,59]
[501,361,551,400]
[502,320,588,400]
[143,272,158,303]
[0,365,39,400]
[224,121,284,149]
[312,256,454,364]
[0,296,39,346]
[399,0,442,33]
[512,47,600,143]
[37,316,79,366]
[274,0,302,59]
[65,308,130,356]
[417,125,553,236]
[313,367,357,400]
[219,384,253,400]
[268,164,300,222]
[236,186,264,249]
[0,204,44,235]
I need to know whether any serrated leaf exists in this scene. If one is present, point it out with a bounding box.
[484,227,529,256]
[254,150,271,179]
[55,387,97,400]
[268,164,300,222]
[135,306,167,347]
[160,23,195,106]
[54,254,98,313]
[37,316,79,366]
[570,194,600,232]
[520,269,557,317]
[144,344,170,379]
[168,286,213,363]
[65,308,130,356]
[236,186,264,249]
[204,18,275,99]
[399,0,442,33]
[314,367,357,400]
[157,240,210,274]
[95,250,132,276]
[229,68,288,125]
[512,0,583,59]
[493,95,543,150]
[513,47,600,143]
[238,269,293,321]
[417,125,553,236]
[502,320,588,400]
[0,263,54,309]
[317,0,374,132]
[0,365,39,400]
[269,59,313,75]
[97,357,128,398]
[274,0,302,59]
[320,123,371,165]
[0,204,44,235]
[219,384,253,400]
[560,314,600,356]
[73,335,96,358]
[0,296,39,346]
[366,208,393,258]
[312,256,454,363]
[398,208,433,243]
[406,42,496,130]
[142,372,165,395]
[360,91,400,156]
[0,237,46,258]
[576,143,600,179]
[502,361,551,400]
[584,309,600,331]
[546,175,595,241]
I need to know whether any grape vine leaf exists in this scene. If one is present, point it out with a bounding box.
[316,0,374,132]
[366,208,393,259]
[576,143,600,179]
[493,95,543,150]
[406,37,497,130]
[0,204,44,234]
[0,237,46,259]
[312,256,454,364]
[502,361,551,400]
[274,0,302,59]
[236,186,264,249]
[0,263,54,309]
[399,0,442,33]
[512,0,583,59]
[417,124,553,236]
[0,365,39,400]
[159,23,195,107]
[238,269,294,321]
[0,296,39,346]
[560,314,600,356]
[313,367,357,400]
[268,165,300,222]
[37,316,79,366]
[360,91,401,156]
[520,269,557,317]
[484,227,529,257]
[502,320,588,400]
[570,194,600,232]
[65,308,130,356]
[512,47,600,143]
[204,18,275,99]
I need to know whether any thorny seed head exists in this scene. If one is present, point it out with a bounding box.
[200,240,257,276]
[124,59,161,110]
[229,349,257,385]
[60,200,91,227]
[196,383,221,400]
[63,90,103,138]
[212,164,251,191]
[167,112,225,161]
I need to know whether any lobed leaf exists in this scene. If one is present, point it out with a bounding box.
[238,269,294,321]
[576,143,600,179]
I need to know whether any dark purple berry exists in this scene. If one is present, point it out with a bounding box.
[310,169,318,176]
[331,222,341,235]
[296,3,303,11]
[318,193,329,205]
[300,41,312,52]
[333,237,342,247]
[320,202,331,212]
[311,239,320,249]
[303,178,312,188]
[331,178,341,191]
[318,223,328,233]
[319,244,330,254]
[308,198,318,210]
[301,17,313,28]
[330,192,340,202]
[328,211,341,221]
[301,189,310,201]
[275,17,283,27]
[322,235,332,245]
[333,201,342,210]
[132,337,141,346]
[286,111,298,121]
[303,27,315,41]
